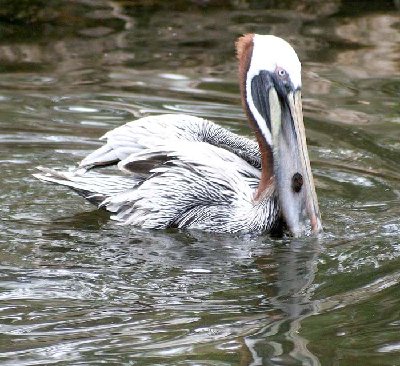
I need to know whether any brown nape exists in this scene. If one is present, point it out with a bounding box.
[235,34,274,201]
[254,134,274,201]
[235,33,254,108]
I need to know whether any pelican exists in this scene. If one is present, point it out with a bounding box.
[34,34,322,237]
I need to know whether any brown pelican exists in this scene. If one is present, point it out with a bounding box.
[34,34,322,237]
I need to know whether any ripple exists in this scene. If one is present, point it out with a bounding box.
[319,170,375,187]
[79,26,114,37]
[378,343,400,353]
[65,106,99,113]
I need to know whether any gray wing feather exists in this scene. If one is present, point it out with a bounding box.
[33,167,139,205]
[80,114,261,172]
[100,141,273,233]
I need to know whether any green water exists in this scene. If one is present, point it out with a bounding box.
[0,1,399,365]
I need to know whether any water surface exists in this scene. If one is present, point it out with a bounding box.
[0,1,399,365]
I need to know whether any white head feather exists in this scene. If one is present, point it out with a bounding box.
[245,35,302,147]
[249,35,302,89]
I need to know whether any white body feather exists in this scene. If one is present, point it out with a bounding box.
[34,114,280,234]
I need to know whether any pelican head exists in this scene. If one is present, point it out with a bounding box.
[236,34,322,237]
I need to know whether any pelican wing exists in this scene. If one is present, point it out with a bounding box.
[101,140,269,232]
[80,114,261,172]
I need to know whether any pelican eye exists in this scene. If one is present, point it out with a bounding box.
[276,67,287,78]
[292,172,303,193]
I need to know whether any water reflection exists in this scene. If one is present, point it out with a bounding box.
[1,0,400,365]
[242,239,321,365]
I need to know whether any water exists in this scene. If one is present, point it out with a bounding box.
[0,1,399,365]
